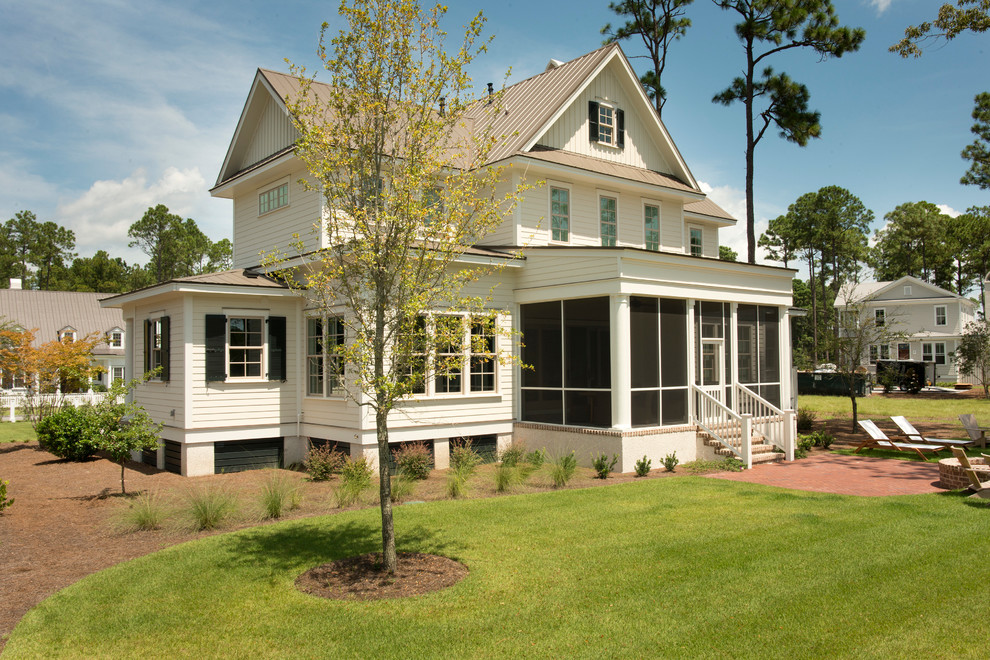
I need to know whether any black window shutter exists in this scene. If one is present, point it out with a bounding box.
[143,319,151,373]
[616,109,625,148]
[268,316,286,381]
[205,314,227,383]
[160,316,171,382]
[588,101,599,142]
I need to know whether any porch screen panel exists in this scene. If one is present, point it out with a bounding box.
[564,297,610,427]
[737,305,758,384]
[520,302,563,423]
[660,299,688,425]
[631,296,659,427]
[758,307,780,406]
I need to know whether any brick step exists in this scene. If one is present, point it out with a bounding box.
[751,451,786,465]
[714,443,776,456]
[701,433,768,448]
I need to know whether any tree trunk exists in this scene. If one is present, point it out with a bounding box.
[744,46,757,265]
[120,461,126,495]
[809,254,819,366]
[374,302,396,575]
[849,387,858,433]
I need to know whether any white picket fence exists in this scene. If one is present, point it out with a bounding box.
[1,392,109,423]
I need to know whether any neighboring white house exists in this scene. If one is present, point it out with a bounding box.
[0,280,127,391]
[102,44,797,477]
[835,275,977,383]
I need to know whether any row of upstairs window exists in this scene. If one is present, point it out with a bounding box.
[56,327,123,348]
[873,305,947,327]
[869,342,946,364]
[550,185,704,255]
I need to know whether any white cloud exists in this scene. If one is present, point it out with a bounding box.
[697,180,774,265]
[936,204,962,218]
[54,168,223,264]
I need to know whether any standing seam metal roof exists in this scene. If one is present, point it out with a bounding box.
[0,289,124,355]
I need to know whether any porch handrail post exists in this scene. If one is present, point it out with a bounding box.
[783,409,795,461]
[740,414,753,469]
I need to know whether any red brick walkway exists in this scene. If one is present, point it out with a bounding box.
[707,452,944,496]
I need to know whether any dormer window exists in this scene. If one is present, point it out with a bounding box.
[588,101,625,148]
[59,327,76,343]
[108,328,123,349]
[259,182,289,215]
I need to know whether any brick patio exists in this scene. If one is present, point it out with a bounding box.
[707,452,945,496]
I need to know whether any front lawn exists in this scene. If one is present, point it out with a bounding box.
[799,393,990,423]
[6,478,987,658]
[0,421,35,443]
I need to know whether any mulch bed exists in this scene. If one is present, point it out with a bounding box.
[296,552,468,600]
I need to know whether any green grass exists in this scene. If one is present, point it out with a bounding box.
[799,393,990,422]
[6,478,989,658]
[0,421,36,443]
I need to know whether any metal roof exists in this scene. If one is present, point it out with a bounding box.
[0,289,124,355]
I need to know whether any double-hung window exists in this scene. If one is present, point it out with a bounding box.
[550,187,569,242]
[869,345,879,364]
[875,309,886,327]
[600,196,617,247]
[935,305,947,326]
[935,342,946,365]
[228,317,264,378]
[144,316,170,381]
[644,204,660,251]
[688,226,703,256]
[879,344,891,360]
[307,317,345,396]
[922,343,933,362]
[259,183,288,215]
[434,316,464,394]
[108,328,123,348]
[470,318,497,393]
[588,101,624,148]
[205,314,284,383]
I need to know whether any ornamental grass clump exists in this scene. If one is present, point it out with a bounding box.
[117,491,168,531]
[259,471,302,520]
[498,443,526,467]
[389,473,416,503]
[185,486,238,531]
[450,439,482,475]
[493,461,522,493]
[335,457,373,508]
[0,480,14,514]
[549,452,577,488]
[392,441,433,480]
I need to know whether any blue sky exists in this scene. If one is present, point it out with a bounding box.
[1,0,987,268]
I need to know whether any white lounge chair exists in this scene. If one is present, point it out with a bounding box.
[950,447,990,499]
[890,416,973,448]
[856,420,946,461]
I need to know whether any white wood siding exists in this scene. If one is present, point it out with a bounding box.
[661,200,682,252]
[233,176,322,268]
[535,63,671,173]
[189,295,299,428]
[238,95,298,171]
[131,298,185,428]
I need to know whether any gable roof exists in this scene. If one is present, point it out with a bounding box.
[0,289,124,355]
[214,44,704,199]
[841,275,974,306]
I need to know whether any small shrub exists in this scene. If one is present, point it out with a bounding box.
[498,443,527,467]
[259,471,301,520]
[335,457,373,507]
[450,439,482,476]
[591,452,618,479]
[634,456,652,477]
[390,473,416,503]
[35,405,100,461]
[806,429,834,449]
[118,491,167,531]
[721,456,745,472]
[493,462,522,493]
[549,452,577,488]
[392,442,433,480]
[525,448,547,468]
[0,480,14,513]
[662,452,680,472]
[304,444,346,481]
[797,435,815,458]
[186,487,238,531]
[796,407,816,432]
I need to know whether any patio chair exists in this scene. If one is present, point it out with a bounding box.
[958,414,989,449]
[890,416,974,449]
[950,447,990,499]
[856,420,947,461]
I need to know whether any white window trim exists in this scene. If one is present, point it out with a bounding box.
[874,308,886,327]
[596,100,616,147]
[687,224,704,256]
[108,327,124,349]
[922,342,933,362]
[258,178,290,217]
[642,199,662,251]
[225,313,268,382]
[598,190,619,247]
[403,312,502,400]
[934,305,947,326]
[547,181,571,245]
[935,341,947,365]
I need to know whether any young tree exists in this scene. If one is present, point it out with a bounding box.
[832,287,905,431]
[961,92,990,190]
[267,0,527,575]
[90,376,162,495]
[957,320,990,398]
[890,0,990,57]
[601,0,694,116]
[711,0,865,264]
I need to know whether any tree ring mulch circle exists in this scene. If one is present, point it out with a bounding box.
[295,552,468,601]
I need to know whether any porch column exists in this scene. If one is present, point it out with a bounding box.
[780,305,792,409]
[729,302,739,400]
[687,299,696,422]
[610,294,631,429]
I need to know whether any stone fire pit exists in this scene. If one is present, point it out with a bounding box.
[938,455,990,489]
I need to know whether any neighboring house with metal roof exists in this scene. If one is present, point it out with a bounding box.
[102,43,797,477]
[0,280,126,391]
[835,275,977,383]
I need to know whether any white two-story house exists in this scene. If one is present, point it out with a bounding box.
[836,275,977,383]
[103,44,797,477]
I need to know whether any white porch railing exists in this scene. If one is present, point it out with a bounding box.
[1,392,109,423]
[733,384,796,461]
[692,384,753,469]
